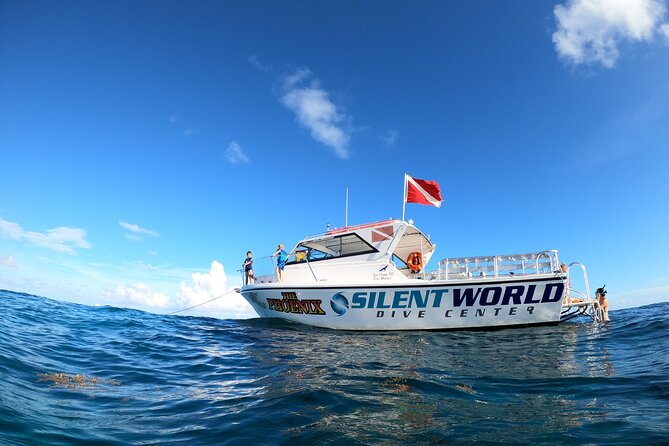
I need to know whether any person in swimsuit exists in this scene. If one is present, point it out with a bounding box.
[595,286,610,321]
[273,243,287,282]
[242,251,254,285]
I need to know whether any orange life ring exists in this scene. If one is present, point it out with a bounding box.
[407,252,423,272]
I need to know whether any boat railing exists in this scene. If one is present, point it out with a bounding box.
[238,255,274,284]
[294,250,319,282]
[436,250,560,280]
[240,250,320,284]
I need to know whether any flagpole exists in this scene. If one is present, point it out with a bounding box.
[345,187,349,227]
[402,173,407,222]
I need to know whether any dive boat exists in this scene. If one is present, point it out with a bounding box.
[239,219,597,330]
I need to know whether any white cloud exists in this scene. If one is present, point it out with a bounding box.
[225,141,250,164]
[0,218,92,254]
[177,260,254,318]
[281,68,351,159]
[119,221,160,241]
[552,0,667,68]
[249,54,272,72]
[119,221,159,236]
[179,260,228,304]
[169,114,200,136]
[661,22,669,42]
[380,129,399,147]
[103,283,171,308]
[100,260,254,318]
[0,255,16,267]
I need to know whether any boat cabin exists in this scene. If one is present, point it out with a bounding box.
[256,220,435,284]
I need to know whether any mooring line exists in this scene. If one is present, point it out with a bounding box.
[168,288,240,315]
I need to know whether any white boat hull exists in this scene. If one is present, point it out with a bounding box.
[240,276,566,330]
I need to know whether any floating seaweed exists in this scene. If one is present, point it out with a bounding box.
[36,372,121,390]
[455,383,475,394]
[383,376,410,393]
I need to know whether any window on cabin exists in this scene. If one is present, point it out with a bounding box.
[391,253,408,269]
[286,233,377,264]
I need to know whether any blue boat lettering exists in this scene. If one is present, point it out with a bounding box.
[444,306,535,318]
[341,284,564,314]
[349,289,449,310]
[453,283,564,307]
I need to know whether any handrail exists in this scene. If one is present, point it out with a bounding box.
[563,261,598,321]
[569,289,587,300]
[536,250,559,274]
[303,253,319,282]
[567,261,591,301]
[438,250,559,280]
[278,250,319,282]
[238,254,276,284]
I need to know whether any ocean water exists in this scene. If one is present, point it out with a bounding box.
[1,289,668,445]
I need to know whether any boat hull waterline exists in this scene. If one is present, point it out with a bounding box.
[241,276,565,330]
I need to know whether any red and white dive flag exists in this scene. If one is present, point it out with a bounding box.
[405,174,442,207]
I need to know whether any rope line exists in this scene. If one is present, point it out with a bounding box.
[168,288,240,315]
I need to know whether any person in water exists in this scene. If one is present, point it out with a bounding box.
[242,251,254,285]
[273,243,287,282]
[595,286,610,321]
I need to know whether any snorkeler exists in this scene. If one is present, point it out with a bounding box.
[595,285,610,321]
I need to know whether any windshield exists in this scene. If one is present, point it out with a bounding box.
[287,233,377,264]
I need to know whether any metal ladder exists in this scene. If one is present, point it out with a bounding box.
[560,262,600,322]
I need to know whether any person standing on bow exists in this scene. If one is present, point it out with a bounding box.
[242,251,254,285]
[595,286,610,321]
[273,243,287,283]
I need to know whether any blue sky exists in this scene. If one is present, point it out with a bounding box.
[2,0,669,317]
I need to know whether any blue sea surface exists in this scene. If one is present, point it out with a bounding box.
[1,289,668,445]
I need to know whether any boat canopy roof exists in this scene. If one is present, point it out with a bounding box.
[288,219,436,266]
